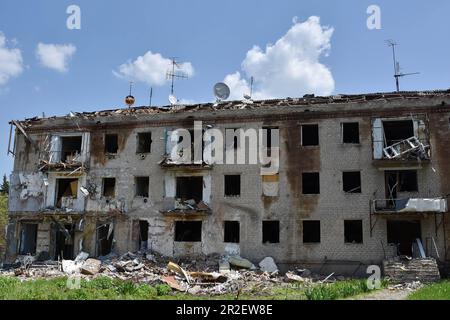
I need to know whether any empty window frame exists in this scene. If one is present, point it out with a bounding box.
[224,221,240,243]
[344,220,363,244]
[343,171,362,193]
[105,134,118,154]
[19,223,38,255]
[175,221,202,242]
[135,177,149,197]
[262,126,278,156]
[302,172,320,194]
[301,124,319,146]
[262,221,280,244]
[176,176,203,203]
[56,178,78,207]
[97,223,114,256]
[303,220,321,243]
[385,170,418,193]
[342,122,360,144]
[382,120,414,146]
[60,136,82,162]
[102,178,116,197]
[137,132,152,153]
[224,175,241,197]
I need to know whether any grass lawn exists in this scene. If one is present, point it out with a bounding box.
[0,276,384,300]
[408,281,450,300]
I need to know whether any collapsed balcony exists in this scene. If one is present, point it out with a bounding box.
[39,134,90,173]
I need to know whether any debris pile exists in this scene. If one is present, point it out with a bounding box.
[383,258,441,283]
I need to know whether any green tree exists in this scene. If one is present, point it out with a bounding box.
[0,194,7,249]
[0,174,9,195]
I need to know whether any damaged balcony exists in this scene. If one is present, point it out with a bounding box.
[161,176,211,216]
[39,133,90,173]
[372,117,430,168]
[158,156,212,170]
[371,197,448,214]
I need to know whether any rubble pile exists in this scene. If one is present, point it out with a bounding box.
[383,258,441,283]
[0,252,383,296]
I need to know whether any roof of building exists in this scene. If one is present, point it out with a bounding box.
[13,89,450,129]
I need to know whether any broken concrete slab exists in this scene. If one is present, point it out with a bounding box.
[219,261,230,274]
[74,251,89,263]
[228,256,254,269]
[80,258,101,275]
[62,260,80,274]
[258,257,278,273]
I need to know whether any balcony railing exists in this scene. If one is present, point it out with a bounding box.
[372,198,447,214]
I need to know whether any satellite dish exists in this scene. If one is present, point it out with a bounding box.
[168,94,178,105]
[213,82,230,101]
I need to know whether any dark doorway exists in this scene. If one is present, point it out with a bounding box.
[139,220,149,250]
[387,220,421,256]
[54,223,75,260]
[175,221,202,242]
[56,178,78,208]
[97,224,114,256]
[19,223,38,255]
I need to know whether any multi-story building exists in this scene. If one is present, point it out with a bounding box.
[4,90,450,274]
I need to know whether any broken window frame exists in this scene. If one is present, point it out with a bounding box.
[174,221,202,242]
[96,223,114,256]
[342,171,362,193]
[342,122,360,144]
[224,174,241,197]
[18,223,38,255]
[224,221,240,243]
[55,178,79,208]
[105,133,119,154]
[136,132,152,154]
[175,176,203,203]
[102,177,116,198]
[135,176,150,198]
[301,124,319,146]
[262,220,280,244]
[344,220,363,244]
[303,220,321,244]
[302,172,320,195]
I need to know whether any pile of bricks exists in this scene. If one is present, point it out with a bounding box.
[383,258,441,283]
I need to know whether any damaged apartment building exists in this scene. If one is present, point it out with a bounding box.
[4,90,450,275]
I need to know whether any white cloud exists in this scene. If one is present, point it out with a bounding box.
[0,32,24,86]
[113,51,194,86]
[36,43,76,72]
[224,16,335,100]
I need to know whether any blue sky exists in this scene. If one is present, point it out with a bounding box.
[1,0,450,177]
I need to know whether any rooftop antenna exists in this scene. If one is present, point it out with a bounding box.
[149,87,153,106]
[243,76,254,100]
[166,57,188,96]
[386,40,419,92]
[125,81,135,107]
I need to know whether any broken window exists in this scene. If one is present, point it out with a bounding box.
[56,178,78,208]
[135,177,149,197]
[137,132,152,153]
[383,120,414,146]
[176,176,203,203]
[301,124,319,146]
[343,171,362,193]
[262,221,280,244]
[60,136,82,162]
[344,220,363,244]
[302,172,320,194]
[342,122,360,144]
[105,134,118,154]
[224,221,240,243]
[97,223,114,256]
[303,220,320,243]
[102,178,116,198]
[385,170,418,199]
[224,175,240,197]
[19,223,38,255]
[175,221,202,242]
[139,220,149,250]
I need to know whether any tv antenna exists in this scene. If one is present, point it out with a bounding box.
[149,87,153,106]
[125,81,135,107]
[166,57,188,96]
[243,76,254,100]
[386,40,419,92]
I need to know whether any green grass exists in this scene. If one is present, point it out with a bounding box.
[408,281,450,300]
[0,276,386,300]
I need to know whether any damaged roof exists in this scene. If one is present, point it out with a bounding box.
[12,89,450,129]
